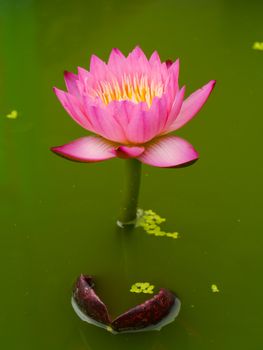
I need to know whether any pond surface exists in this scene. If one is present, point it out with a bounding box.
[1,0,263,349]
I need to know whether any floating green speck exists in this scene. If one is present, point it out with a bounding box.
[137,209,179,239]
[130,282,155,294]
[211,284,219,293]
[252,42,263,51]
[6,110,18,119]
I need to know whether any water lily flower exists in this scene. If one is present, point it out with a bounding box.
[51,47,216,225]
[72,274,181,333]
[51,46,215,168]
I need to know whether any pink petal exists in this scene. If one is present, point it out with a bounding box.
[149,51,161,66]
[108,97,167,143]
[89,55,114,83]
[108,48,126,65]
[77,67,93,83]
[77,67,95,95]
[83,98,128,143]
[125,103,147,144]
[149,51,168,83]
[107,100,130,129]
[149,96,170,137]
[107,48,126,80]
[164,59,180,106]
[138,135,199,168]
[168,80,216,132]
[162,86,185,132]
[64,71,80,97]
[53,88,94,131]
[51,136,117,163]
[89,55,106,76]
[128,46,148,61]
[115,145,145,159]
[127,46,150,75]
[126,97,168,144]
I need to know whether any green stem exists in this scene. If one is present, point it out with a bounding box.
[118,159,142,226]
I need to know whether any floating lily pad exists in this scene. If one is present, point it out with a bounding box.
[72,275,181,334]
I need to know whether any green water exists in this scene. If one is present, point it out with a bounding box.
[1,0,263,349]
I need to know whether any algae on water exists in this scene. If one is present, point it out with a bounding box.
[137,209,179,239]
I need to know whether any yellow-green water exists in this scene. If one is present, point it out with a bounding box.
[1,0,263,349]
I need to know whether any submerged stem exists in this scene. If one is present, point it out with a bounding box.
[118,159,142,227]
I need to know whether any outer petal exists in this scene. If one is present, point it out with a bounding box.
[148,96,170,137]
[138,135,199,168]
[115,145,145,159]
[53,88,95,131]
[64,71,80,97]
[77,67,96,95]
[51,136,117,163]
[167,80,216,132]
[162,86,185,132]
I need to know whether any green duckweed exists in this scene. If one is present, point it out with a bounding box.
[211,284,220,293]
[252,42,263,51]
[137,209,179,239]
[130,282,155,294]
[6,110,18,119]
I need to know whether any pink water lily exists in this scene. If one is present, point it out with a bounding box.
[51,46,215,168]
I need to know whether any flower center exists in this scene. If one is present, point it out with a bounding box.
[92,74,164,107]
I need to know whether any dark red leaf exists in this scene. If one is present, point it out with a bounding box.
[111,288,176,332]
[73,274,111,325]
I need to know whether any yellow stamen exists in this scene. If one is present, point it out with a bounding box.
[92,74,164,107]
